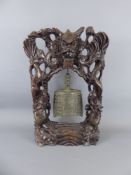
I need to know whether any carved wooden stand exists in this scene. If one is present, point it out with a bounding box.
[23,27,109,146]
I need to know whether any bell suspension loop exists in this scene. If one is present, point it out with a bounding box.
[64,69,71,89]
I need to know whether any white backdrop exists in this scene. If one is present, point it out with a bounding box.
[0,0,131,175]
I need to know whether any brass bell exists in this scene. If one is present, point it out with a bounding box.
[53,71,83,117]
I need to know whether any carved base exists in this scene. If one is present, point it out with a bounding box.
[35,121,99,146]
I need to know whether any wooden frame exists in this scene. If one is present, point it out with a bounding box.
[23,27,109,146]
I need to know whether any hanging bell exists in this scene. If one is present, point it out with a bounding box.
[53,71,83,117]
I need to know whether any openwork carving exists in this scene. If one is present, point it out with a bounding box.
[23,27,109,146]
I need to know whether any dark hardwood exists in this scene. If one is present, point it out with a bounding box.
[23,27,109,146]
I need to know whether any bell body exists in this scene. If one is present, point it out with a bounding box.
[53,87,83,117]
